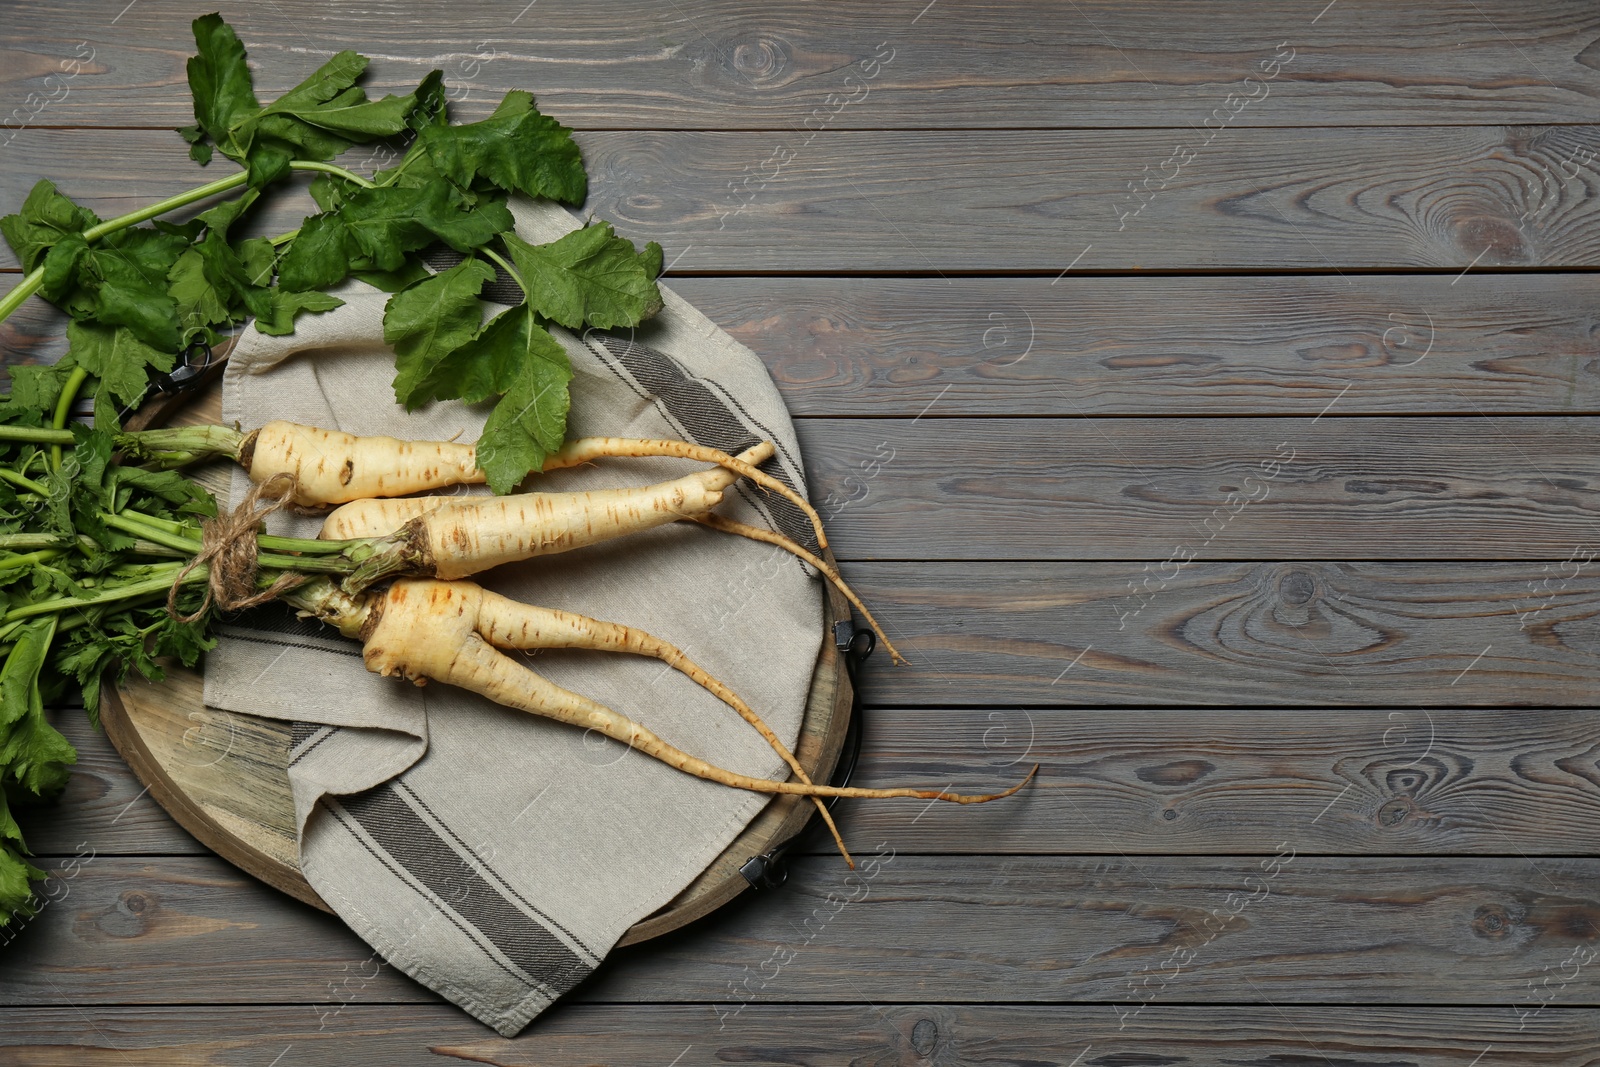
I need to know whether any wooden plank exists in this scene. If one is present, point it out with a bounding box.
[837,707,1600,854]
[22,704,1600,857]
[2,854,1596,1004]
[847,561,1600,704]
[0,857,432,1006]
[2,1005,1596,1066]
[4,126,1600,271]
[672,275,1600,417]
[3,1,1600,129]
[11,710,187,856]
[13,273,1600,418]
[797,418,1600,560]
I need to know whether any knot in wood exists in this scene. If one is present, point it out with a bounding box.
[1376,796,1413,827]
[728,34,789,82]
[910,1017,939,1056]
[1277,569,1317,606]
[1472,903,1515,940]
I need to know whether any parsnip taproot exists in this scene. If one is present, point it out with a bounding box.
[242,422,828,548]
[292,577,1034,806]
[308,576,850,863]
[322,445,904,662]
[343,442,774,589]
[242,421,482,506]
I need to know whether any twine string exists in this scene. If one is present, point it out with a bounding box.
[166,472,305,623]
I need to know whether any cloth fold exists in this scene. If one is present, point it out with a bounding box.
[201,199,823,1035]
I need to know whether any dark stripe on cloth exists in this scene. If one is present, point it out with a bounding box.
[338,784,591,996]
[395,781,590,956]
[589,334,821,553]
[323,800,537,991]
[214,629,365,660]
[226,601,339,639]
[289,724,336,767]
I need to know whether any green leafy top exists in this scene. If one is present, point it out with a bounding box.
[2,11,665,493]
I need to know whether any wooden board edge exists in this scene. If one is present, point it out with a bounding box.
[618,573,852,945]
[99,683,333,914]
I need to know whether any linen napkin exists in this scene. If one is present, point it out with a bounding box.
[201,198,824,1035]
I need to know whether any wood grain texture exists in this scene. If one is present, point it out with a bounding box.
[5,0,1600,1049]
[5,125,1600,272]
[0,856,431,1006]
[3,854,1596,1004]
[2,1004,1597,1067]
[4,1,1600,129]
[837,707,1600,855]
[23,705,1600,857]
[16,273,1600,418]
[672,275,1600,417]
[846,561,1600,705]
[10,711,187,857]
[799,418,1600,560]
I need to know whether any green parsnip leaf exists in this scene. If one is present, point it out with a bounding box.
[384,258,496,408]
[475,312,575,493]
[0,618,73,797]
[275,211,352,291]
[0,792,44,925]
[279,184,513,290]
[66,320,176,408]
[503,223,663,330]
[255,288,343,336]
[340,183,512,269]
[167,249,232,336]
[185,13,260,163]
[407,301,568,408]
[418,90,586,205]
[0,181,100,274]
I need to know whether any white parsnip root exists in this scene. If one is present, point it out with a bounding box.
[417,579,853,864]
[292,577,1034,811]
[230,423,1020,849]
[245,421,482,506]
[246,421,829,549]
[325,445,902,662]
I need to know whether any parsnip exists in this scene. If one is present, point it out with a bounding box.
[293,577,1034,808]
[246,422,828,548]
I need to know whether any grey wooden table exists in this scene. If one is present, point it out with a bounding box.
[3,1,1600,1063]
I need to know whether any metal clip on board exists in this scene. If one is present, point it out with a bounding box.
[738,615,874,891]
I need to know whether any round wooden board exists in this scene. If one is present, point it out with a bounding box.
[99,375,855,948]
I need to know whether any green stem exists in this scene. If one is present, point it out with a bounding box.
[0,426,76,446]
[117,511,184,534]
[256,550,356,574]
[105,510,359,574]
[291,160,377,189]
[0,566,200,624]
[0,534,67,551]
[49,366,88,470]
[81,172,253,244]
[0,533,177,559]
[102,512,198,555]
[0,468,47,495]
[256,533,349,555]
[481,246,528,297]
[0,549,61,572]
[116,424,246,466]
[0,159,377,329]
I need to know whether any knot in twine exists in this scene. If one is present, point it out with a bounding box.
[167,472,306,624]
